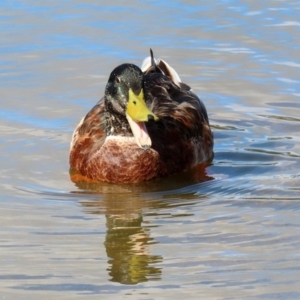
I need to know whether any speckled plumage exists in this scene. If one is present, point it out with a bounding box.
[69,51,213,183]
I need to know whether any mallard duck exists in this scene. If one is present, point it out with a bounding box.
[69,50,213,183]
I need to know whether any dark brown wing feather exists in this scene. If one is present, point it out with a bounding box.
[143,72,213,174]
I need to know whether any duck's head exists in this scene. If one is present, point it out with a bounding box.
[104,63,159,149]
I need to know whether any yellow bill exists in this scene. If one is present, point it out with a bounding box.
[126,88,159,149]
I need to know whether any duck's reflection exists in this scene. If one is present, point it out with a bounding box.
[73,164,213,285]
[105,212,162,284]
[81,194,163,285]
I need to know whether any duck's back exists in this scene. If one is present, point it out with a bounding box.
[142,72,213,176]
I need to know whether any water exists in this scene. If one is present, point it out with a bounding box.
[1,0,300,299]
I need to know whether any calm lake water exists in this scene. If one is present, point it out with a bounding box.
[1,1,300,299]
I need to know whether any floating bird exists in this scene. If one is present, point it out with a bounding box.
[70,50,213,183]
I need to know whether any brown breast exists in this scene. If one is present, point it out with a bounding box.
[73,136,165,183]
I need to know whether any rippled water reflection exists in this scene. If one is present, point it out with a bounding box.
[1,0,300,299]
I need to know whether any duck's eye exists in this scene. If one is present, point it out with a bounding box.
[115,76,121,84]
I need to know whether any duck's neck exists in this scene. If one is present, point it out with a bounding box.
[104,103,133,137]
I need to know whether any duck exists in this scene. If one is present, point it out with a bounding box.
[69,49,213,184]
